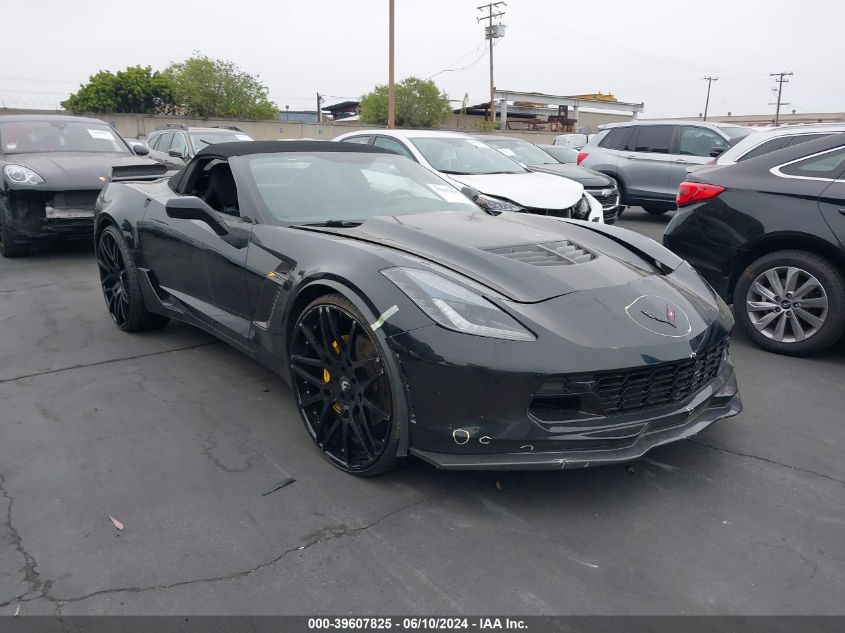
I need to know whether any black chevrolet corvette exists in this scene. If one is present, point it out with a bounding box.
[95,141,741,475]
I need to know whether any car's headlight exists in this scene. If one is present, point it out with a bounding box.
[474,193,524,213]
[571,194,591,220]
[4,164,44,185]
[382,267,535,341]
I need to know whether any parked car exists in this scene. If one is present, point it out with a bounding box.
[95,140,740,474]
[710,123,845,167]
[579,120,753,215]
[664,133,845,356]
[538,144,579,164]
[475,135,621,223]
[0,114,161,257]
[145,124,254,169]
[553,133,589,148]
[333,129,603,223]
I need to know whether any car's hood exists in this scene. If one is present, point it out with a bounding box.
[444,171,583,209]
[527,163,614,187]
[301,210,681,303]
[3,152,159,190]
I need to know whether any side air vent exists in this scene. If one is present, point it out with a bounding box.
[487,240,596,266]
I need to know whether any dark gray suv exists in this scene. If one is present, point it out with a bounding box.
[578,120,752,215]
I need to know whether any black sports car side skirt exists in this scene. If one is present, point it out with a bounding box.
[410,368,741,470]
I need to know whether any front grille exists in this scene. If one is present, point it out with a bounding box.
[49,190,100,209]
[585,188,619,210]
[531,338,729,420]
[487,240,596,266]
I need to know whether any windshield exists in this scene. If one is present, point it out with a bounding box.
[409,137,526,175]
[190,131,254,151]
[0,120,129,155]
[717,125,754,140]
[484,138,557,165]
[240,151,479,225]
[541,146,578,163]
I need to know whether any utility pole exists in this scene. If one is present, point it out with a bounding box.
[388,0,396,129]
[769,72,793,126]
[702,76,718,121]
[316,92,324,123]
[477,2,506,124]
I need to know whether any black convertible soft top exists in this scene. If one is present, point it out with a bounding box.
[196,140,393,158]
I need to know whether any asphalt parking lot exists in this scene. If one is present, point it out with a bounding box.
[1,207,843,616]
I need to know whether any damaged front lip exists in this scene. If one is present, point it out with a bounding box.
[44,206,95,219]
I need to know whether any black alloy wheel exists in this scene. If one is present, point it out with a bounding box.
[290,294,402,475]
[97,225,168,332]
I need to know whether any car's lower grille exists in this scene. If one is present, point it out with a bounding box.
[49,190,100,209]
[530,339,729,423]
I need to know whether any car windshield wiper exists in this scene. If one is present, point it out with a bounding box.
[437,169,470,175]
[294,220,363,228]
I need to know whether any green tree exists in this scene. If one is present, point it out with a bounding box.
[163,54,278,120]
[360,77,451,128]
[63,66,175,114]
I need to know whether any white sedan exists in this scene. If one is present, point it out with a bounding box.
[333,129,604,223]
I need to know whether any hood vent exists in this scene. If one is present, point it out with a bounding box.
[487,240,596,266]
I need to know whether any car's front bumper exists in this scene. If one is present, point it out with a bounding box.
[1,190,97,241]
[411,364,740,470]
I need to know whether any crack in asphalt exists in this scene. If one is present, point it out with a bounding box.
[688,438,845,486]
[0,282,68,294]
[0,341,220,385]
[42,495,430,611]
[0,473,52,609]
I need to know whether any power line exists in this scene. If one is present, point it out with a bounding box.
[769,71,793,126]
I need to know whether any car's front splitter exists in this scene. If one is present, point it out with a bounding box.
[410,368,741,470]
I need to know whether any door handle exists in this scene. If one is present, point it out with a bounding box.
[674,159,690,164]
[624,155,640,160]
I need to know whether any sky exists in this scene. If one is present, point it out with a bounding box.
[2,0,843,118]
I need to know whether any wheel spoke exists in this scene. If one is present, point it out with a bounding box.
[746,301,778,312]
[349,408,374,461]
[791,279,820,301]
[764,269,785,297]
[320,306,344,357]
[796,296,827,309]
[291,364,325,387]
[752,281,777,302]
[319,417,341,446]
[299,392,327,409]
[352,356,380,370]
[346,321,360,362]
[359,368,385,392]
[783,267,801,294]
[298,322,329,360]
[363,396,390,421]
[753,310,780,331]
[788,312,806,341]
[290,354,325,368]
[794,307,823,329]
[773,312,787,341]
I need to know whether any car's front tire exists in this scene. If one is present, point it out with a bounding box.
[289,293,404,476]
[97,225,169,332]
[734,250,845,356]
[642,205,670,215]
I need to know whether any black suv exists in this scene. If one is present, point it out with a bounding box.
[145,124,254,169]
[664,133,845,356]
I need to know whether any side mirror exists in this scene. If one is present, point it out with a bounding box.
[168,148,186,158]
[460,186,480,201]
[165,197,229,236]
[132,144,149,156]
[709,146,726,158]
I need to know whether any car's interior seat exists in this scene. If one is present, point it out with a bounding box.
[204,163,239,216]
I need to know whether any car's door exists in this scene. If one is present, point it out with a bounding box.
[159,131,188,169]
[617,125,677,202]
[139,158,254,346]
[808,148,845,246]
[668,125,731,191]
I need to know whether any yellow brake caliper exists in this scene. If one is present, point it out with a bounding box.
[329,337,348,415]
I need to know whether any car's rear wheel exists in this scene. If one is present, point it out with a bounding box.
[97,225,169,332]
[642,205,670,215]
[734,250,845,356]
[0,208,30,258]
[290,294,403,476]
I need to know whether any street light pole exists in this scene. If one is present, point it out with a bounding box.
[477,2,506,124]
[388,0,396,129]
